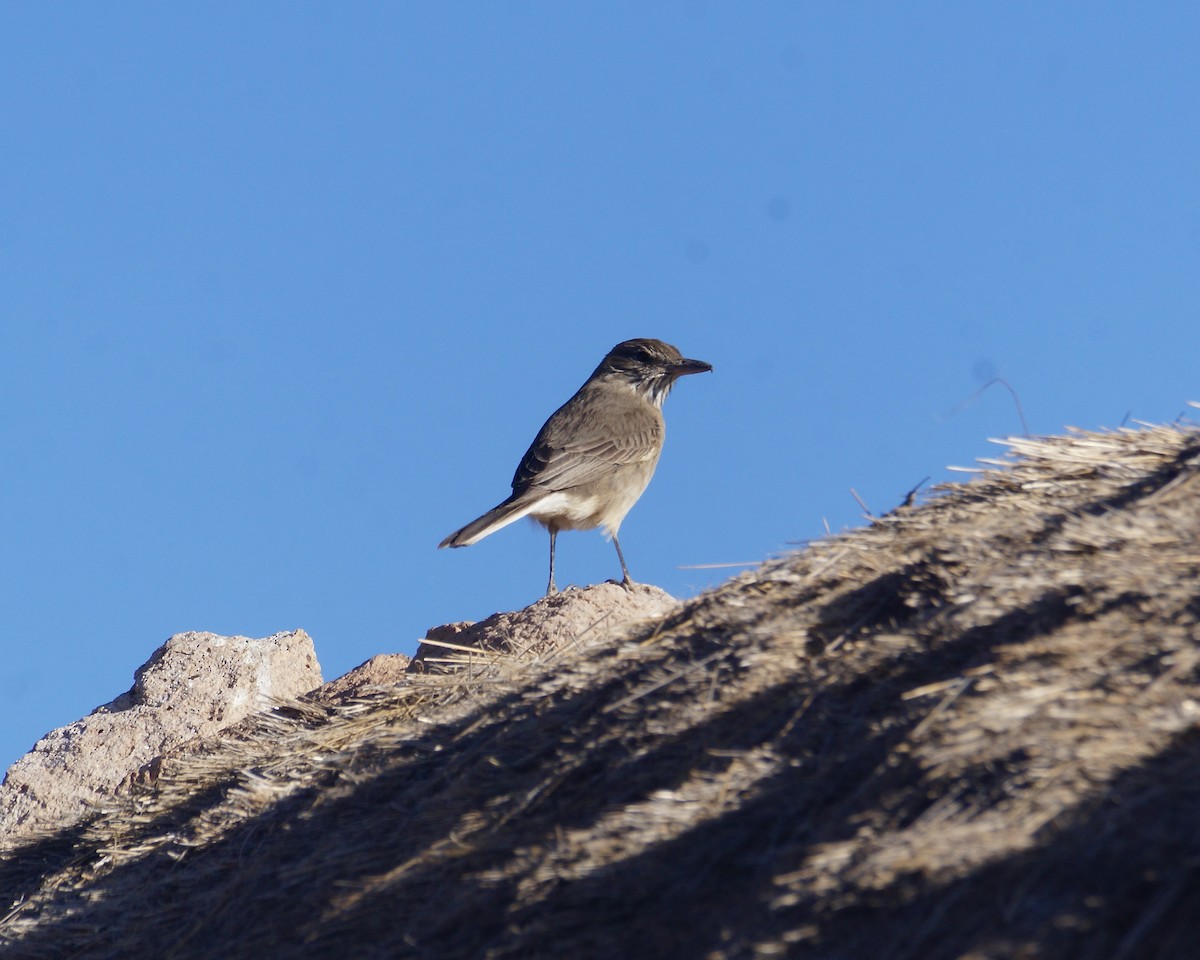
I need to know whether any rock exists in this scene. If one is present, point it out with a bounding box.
[0,630,321,844]
[409,582,677,672]
[309,653,412,703]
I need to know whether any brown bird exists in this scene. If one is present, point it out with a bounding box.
[439,338,712,594]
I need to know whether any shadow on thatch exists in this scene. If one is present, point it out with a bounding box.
[2,422,1200,959]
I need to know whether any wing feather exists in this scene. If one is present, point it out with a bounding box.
[511,383,663,493]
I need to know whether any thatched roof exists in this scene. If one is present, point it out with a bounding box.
[3,420,1200,959]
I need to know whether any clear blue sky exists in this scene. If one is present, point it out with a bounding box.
[3,4,1197,773]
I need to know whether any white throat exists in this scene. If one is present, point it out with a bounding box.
[631,376,673,409]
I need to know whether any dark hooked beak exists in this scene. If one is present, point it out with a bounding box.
[669,358,713,376]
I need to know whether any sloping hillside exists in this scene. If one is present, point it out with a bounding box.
[3,421,1200,959]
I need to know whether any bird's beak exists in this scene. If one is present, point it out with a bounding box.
[670,358,713,376]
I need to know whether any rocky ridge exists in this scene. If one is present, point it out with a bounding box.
[0,585,675,847]
[2,422,1199,959]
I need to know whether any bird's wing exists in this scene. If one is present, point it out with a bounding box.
[512,385,664,493]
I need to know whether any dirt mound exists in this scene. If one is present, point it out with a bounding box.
[408,580,676,671]
[2,422,1199,959]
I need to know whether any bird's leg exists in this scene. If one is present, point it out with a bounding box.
[613,535,636,589]
[546,528,558,595]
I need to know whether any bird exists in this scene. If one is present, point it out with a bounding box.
[439,338,712,594]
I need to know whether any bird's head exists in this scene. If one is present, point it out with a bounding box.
[593,338,712,407]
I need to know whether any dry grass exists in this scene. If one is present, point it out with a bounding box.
[3,421,1200,959]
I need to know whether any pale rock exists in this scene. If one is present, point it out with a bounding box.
[309,653,412,702]
[0,629,321,844]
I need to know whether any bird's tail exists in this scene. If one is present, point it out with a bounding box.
[439,492,541,548]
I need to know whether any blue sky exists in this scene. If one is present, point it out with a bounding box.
[2,4,1197,773]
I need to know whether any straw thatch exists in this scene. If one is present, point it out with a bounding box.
[3,420,1200,959]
